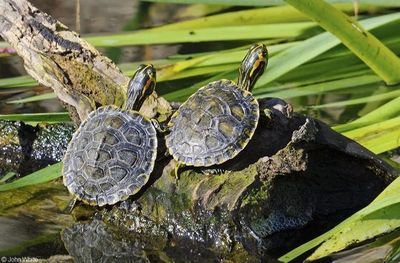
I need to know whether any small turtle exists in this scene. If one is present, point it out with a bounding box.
[166,44,268,168]
[63,64,159,206]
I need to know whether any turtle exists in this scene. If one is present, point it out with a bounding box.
[63,64,159,207]
[165,43,268,169]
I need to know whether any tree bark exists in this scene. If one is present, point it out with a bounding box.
[0,0,171,123]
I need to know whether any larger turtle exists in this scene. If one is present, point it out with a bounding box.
[166,44,268,167]
[63,64,158,206]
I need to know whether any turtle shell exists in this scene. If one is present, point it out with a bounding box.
[166,79,259,167]
[63,105,157,206]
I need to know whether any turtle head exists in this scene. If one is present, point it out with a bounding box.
[125,64,156,111]
[237,43,268,92]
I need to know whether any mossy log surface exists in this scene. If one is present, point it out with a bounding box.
[0,0,398,261]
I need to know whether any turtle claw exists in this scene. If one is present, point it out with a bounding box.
[173,162,184,185]
[201,168,225,175]
[174,165,180,184]
[151,119,167,133]
[263,108,273,121]
[64,197,78,214]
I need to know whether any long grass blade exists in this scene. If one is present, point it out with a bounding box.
[311,87,400,108]
[0,163,62,192]
[151,4,370,31]
[0,112,70,122]
[85,22,316,47]
[0,75,36,88]
[143,0,400,7]
[7,93,57,104]
[0,172,16,184]
[255,75,381,99]
[255,13,400,88]
[343,116,400,154]
[284,0,400,84]
[334,96,400,132]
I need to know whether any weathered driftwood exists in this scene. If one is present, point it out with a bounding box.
[0,0,398,260]
[0,0,171,123]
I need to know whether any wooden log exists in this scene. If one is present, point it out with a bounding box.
[0,0,171,123]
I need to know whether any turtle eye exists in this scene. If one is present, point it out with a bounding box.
[255,44,267,58]
[250,43,259,50]
[144,64,156,78]
[137,64,147,71]
[261,49,267,58]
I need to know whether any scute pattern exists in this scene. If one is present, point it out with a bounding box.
[63,105,157,206]
[166,80,259,167]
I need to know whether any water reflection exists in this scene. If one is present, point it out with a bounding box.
[0,217,43,251]
[329,229,400,263]
[62,218,150,263]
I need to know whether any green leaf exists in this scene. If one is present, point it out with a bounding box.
[0,112,70,122]
[284,0,400,85]
[310,87,400,109]
[151,4,367,31]
[255,13,400,88]
[85,22,317,47]
[6,92,57,104]
[0,75,36,88]
[342,116,400,154]
[175,4,230,20]
[0,163,62,192]
[255,74,381,99]
[142,0,280,6]
[0,172,16,184]
[334,96,400,132]
[142,0,400,7]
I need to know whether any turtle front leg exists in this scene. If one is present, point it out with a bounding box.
[263,108,273,122]
[64,197,78,213]
[151,119,168,133]
[201,168,226,175]
[259,98,293,124]
[174,162,184,184]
